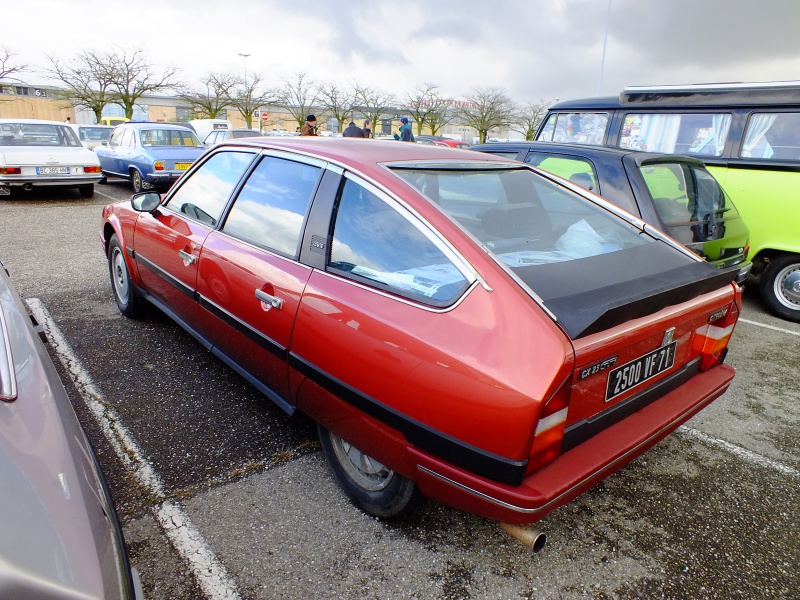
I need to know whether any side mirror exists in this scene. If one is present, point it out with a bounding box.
[131,191,161,213]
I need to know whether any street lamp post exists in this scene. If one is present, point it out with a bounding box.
[238,53,251,85]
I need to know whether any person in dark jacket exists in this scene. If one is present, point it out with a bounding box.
[363,120,372,138]
[342,121,364,138]
[394,117,414,142]
[301,115,317,136]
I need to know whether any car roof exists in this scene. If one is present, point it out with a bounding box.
[121,121,198,130]
[218,137,515,173]
[0,118,73,125]
[470,140,706,165]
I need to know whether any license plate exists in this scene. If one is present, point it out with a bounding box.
[175,163,191,170]
[606,341,677,401]
[37,166,70,174]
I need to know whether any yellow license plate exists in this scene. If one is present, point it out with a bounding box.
[175,163,191,170]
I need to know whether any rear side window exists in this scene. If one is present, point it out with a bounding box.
[223,156,321,257]
[165,151,255,227]
[741,112,800,160]
[619,113,732,157]
[524,153,598,192]
[329,179,470,306]
[536,112,608,145]
[639,162,736,244]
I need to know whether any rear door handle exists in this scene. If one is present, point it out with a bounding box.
[255,288,283,310]
[178,249,196,264]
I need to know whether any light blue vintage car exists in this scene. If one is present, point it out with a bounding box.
[95,122,205,192]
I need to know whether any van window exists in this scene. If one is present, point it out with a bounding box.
[741,112,800,159]
[618,113,732,156]
[537,113,608,145]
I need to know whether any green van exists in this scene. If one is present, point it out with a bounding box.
[536,81,800,322]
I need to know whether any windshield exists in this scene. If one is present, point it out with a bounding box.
[392,166,652,268]
[0,122,81,147]
[77,127,112,142]
[140,129,202,147]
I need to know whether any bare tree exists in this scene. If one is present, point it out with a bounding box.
[426,99,455,136]
[176,73,234,119]
[512,99,550,141]
[354,85,397,139]
[275,73,319,131]
[316,81,358,133]
[402,83,441,135]
[106,48,180,119]
[458,87,516,143]
[0,47,26,82]
[224,73,277,128]
[43,51,116,124]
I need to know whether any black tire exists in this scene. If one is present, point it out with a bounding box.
[131,169,144,193]
[318,424,421,518]
[78,184,94,198]
[759,253,800,322]
[108,234,143,317]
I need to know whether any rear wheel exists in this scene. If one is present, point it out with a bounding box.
[108,234,143,317]
[759,253,800,322]
[78,184,94,198]
[318,424,421,518]
[131,169,144,193]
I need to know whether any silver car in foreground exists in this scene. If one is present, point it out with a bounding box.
[0,259,142,599]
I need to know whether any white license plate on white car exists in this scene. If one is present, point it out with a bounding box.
[37,166,70,174]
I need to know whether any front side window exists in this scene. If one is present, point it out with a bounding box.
[619,113,732,156]
[164,151,255,227]
[639,162,736,243]
[741,112,800,160]
[222,156,321,257]
[329,179,470,306]
[536,112,608,145]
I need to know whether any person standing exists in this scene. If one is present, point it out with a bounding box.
[394,117,414,142]
[301,115,317,136]
[342,121,364,138]
[362,120,372,138]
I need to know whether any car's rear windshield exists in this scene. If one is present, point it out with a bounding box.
[141,129,202,147]
[391,165,652,267]
[0,123,81,147]
[391,164,721,337]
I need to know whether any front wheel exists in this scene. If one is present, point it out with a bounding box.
[108,234,143,317]
[318,424,421,518]
[759,253,800,322]
[131,169,144,193]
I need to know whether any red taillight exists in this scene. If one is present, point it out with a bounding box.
[527,375,572,473]
[154,161,164,171]
[692,301,739,370]
[83,165,101,173]
[0,167,21,175]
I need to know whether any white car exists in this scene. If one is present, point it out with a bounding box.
[0,119,103,198]
[70,123,114,150]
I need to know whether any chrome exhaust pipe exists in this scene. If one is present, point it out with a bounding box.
[22,183,34,192]
[500,523,547,552]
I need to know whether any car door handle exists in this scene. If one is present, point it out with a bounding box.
[255,288,283,310]
[178,249,196,264]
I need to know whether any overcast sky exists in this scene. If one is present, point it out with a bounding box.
[5,0,800,105]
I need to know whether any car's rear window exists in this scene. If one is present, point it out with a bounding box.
[0,123,80,147]
[141,128,202,147]
[392,166,651,267]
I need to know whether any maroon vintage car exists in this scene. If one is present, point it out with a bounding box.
[100,138,740,528]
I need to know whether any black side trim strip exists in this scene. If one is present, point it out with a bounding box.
[139,286,294,415]
[134,253,195,299]
[197,295,287,361]
[289,352,528,486]
[562,358,702,452]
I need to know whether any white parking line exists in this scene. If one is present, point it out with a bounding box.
[679,426,800,478]
[738,317,800,337]
[93,188,119,202]
[26,298,242,600]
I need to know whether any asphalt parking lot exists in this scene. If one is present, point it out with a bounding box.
[1,183,798,600]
